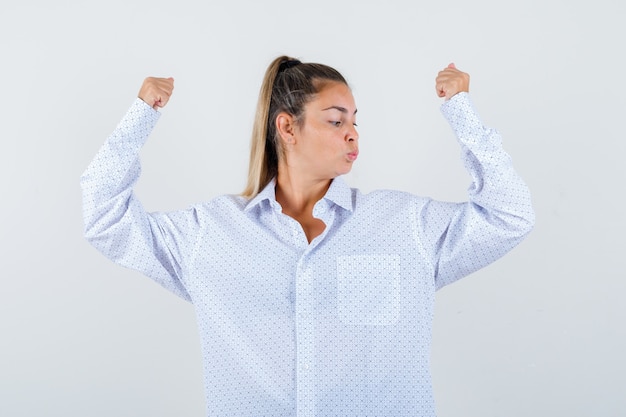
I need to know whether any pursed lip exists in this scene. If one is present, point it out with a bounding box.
[347,150,359,162]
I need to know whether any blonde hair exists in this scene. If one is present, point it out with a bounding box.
[242,56,348,198]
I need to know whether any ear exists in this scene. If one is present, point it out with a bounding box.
[275,112,297,145]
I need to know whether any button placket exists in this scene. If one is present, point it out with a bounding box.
[294,258,315,417]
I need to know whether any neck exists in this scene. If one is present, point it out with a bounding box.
[274,164,331,243]
[275,166,331,216]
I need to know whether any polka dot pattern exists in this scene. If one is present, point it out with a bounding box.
[81,93,534,416]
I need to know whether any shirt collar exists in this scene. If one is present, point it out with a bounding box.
[244,176,353,213]
[323,176,353,212]
[244,178,279,212]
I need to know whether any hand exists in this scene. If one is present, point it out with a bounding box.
[435,63,469,100]
[138,77,175,110]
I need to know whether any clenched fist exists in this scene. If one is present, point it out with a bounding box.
[138,77,175,110]
[435,63,469,100]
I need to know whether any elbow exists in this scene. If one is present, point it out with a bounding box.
[509,202,535,240]
[82,215,131,262]
[524,206,536,234]
[83,212,108,252]
[82,202,98,244]
[480,200,535,241]
[82,196,105,245]
[519,194,536,235]
[83,219,101,245]
[81,198,124,253]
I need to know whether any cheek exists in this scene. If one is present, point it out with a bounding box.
[321,138,343,157]
[302,125,343,158]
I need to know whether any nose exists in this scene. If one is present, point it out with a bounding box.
[346,125,359,142]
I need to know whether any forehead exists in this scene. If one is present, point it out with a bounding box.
[309,82,356,111]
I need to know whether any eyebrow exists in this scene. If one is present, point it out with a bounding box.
[322,106,358,115]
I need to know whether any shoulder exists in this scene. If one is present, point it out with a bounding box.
[356,187,425,202]
[352,187,431,214]
[153,194,247,226]
[191,194,249,218]
[208,193,248,208]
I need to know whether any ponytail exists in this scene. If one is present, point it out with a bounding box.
[242,56,292,198]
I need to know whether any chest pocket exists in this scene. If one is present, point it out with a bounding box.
[336,255,400,325]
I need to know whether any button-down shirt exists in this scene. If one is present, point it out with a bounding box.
[81,92,534,416]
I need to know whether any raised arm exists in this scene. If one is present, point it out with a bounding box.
[80,77,193,301]
[419,64,535,289]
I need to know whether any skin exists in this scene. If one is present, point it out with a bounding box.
[436,63,469,100]
[138,76,175,110]
[137,63,470,242]
[274,81,359,242]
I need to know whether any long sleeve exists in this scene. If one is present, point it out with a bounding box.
[417,93,535,289]
[80,98,192,301]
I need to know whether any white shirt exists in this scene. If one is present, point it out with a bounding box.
[81,92,534,416]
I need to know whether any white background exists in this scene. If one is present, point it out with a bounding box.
[1,1,624,416]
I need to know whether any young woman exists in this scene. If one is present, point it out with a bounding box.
[81,56,534,416]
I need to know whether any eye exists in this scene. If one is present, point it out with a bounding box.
[331,121,342,127]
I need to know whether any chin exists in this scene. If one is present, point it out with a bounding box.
[336,166,353,177]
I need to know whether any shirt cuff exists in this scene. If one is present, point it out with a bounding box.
[439,92,488,143]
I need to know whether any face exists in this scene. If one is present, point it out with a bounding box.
[288,81,359,180]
